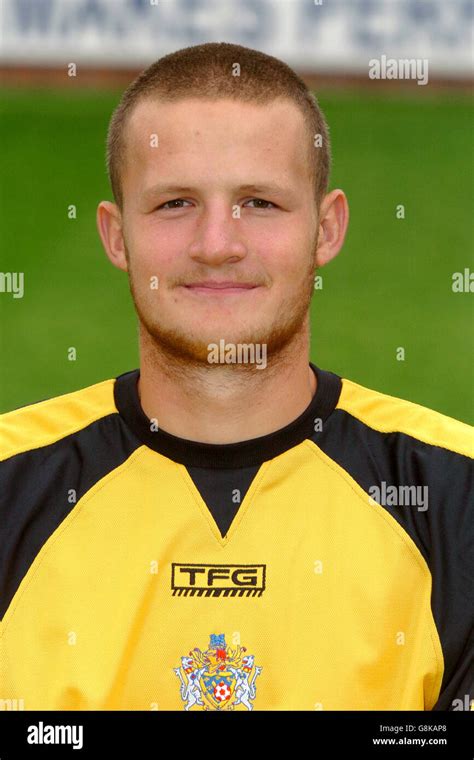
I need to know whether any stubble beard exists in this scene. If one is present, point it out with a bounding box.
[125,247,317,371]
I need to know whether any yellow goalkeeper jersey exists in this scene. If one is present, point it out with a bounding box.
[0,363,473,711]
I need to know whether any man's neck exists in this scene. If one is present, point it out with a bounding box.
[136,330,317,445]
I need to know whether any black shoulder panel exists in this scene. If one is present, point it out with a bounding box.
[0,413,141,621]
[311,408,474,710]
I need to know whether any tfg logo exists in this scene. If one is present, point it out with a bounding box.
[171,563,266,597]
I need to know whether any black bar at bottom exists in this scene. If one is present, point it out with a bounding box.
[0,710,471,757]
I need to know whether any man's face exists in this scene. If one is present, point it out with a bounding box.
[119,96,320,365]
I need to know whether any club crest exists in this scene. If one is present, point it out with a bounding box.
[173,633,262,710]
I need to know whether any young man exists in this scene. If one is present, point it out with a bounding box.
[1,43,472,712]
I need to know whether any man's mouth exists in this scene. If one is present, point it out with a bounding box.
[182,281,260,295]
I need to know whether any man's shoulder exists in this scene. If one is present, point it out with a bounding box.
[0,375,119,462]
[336,375,473,460]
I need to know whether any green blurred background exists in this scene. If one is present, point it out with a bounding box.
[1,87,473,423]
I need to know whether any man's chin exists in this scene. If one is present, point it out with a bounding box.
[148,329,267,356]
[141,321,291,367]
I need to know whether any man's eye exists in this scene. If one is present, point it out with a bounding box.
[156,198,192,210]
[244,198,276,209]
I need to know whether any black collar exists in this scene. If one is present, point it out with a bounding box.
[113,362,342,469]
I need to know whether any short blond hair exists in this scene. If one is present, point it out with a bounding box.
[106,42,331,210]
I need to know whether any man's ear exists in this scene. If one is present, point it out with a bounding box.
[314,189,349,267]
[96,200,128,272]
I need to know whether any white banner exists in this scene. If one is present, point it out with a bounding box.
[0,0,472,76]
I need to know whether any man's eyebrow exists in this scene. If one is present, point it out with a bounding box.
[141,182,291,200]
[237,183,290,196]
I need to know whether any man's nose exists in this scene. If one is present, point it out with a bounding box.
[187,204,247,265]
